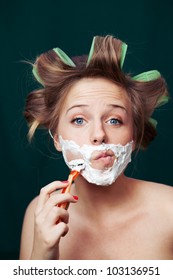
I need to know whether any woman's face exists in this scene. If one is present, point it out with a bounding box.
[55,78,134,171]
[56,77,133,143]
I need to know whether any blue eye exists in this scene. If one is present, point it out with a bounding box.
[107,118,122,125]
[72,118,84,125]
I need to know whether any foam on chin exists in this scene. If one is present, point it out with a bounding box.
[59,136,133,186]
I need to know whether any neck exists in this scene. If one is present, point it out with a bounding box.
[72,174,136,218]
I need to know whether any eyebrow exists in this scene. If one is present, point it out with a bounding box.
[107,104,127,113]
[66,104,127,114]
[66,105,88,114]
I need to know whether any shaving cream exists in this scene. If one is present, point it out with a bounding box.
[59,136,133,186]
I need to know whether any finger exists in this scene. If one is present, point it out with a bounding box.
[39,223,69,248]
[49,223,69,245]
[41,193,78,217]
[35,193,77,223]
[54,222,69,239]
[46,206,69,226]
[36,181,69,214]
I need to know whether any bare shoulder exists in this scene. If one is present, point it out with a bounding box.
[151,181,173,213]
[140,179,173,205]
[24,196,38,216]
[21,196,39,236]
[132,178,173,227]
[129,176,173,197]
[19,196,38,259]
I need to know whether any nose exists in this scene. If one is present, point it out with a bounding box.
[90,121,107,145]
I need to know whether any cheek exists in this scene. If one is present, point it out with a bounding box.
[56,117,69,139]
[114,124,134,145]
[127,118,134,140]
[57,121,88,146]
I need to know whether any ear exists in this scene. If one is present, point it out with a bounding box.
[53,135,62,152]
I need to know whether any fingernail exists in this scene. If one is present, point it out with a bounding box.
[61,181,68,183]
[73,195,78,201]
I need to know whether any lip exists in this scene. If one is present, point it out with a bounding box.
[90,150,117,169]
[93,150,115,160]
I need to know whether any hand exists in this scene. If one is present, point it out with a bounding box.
[30,181,78,260]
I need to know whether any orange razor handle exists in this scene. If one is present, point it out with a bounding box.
[59,170,79,209]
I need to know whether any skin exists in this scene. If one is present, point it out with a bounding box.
[20,78,173,260]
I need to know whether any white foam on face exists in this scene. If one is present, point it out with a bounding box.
[59,136,133,186]
[68,159,85,172]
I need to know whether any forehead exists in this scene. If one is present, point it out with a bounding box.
[64,78,130,108]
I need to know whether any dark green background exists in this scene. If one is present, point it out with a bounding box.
[1,0,173,259]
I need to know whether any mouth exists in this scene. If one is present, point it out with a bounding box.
[93,150,115,160]
[91,150,117,169]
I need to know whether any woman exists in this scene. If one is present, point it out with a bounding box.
[20,35,173,260]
